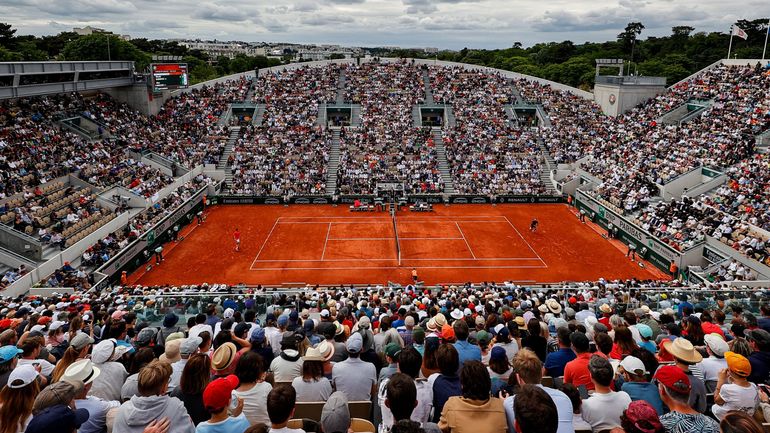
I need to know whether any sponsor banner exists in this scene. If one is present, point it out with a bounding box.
[575,190,682,272]
[703,245,728,265]
[497,196,564,204]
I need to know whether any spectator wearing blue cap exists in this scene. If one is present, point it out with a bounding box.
[25,404,90,433]
[332,332,377,401]
[304,319,321,346]
[0,344,22,388]
[249,328,274,368]
[637,324,657,354]
[492,325,519,361]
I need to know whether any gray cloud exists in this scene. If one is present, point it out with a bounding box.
[2,0,754,50]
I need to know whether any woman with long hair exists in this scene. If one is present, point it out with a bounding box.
[170,353,211,425]
[292,347,332,402]
[610,326,639,360]
[234,351,272,425]
[51,335,93,383]
[683,316,705,347]
[719,411,763,433]
[0,365,41,433]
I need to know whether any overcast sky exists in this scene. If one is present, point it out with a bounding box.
[3,0,767,49]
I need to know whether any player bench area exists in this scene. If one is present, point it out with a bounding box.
[249,214,546,270]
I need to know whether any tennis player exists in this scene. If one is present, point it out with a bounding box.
[233,228,241,252]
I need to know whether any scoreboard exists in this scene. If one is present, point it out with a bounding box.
[150,63,189,92]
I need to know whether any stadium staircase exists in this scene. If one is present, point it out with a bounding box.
[432,129,456,194]
[336,71,346,105]
[535,105,552,128]
[316,104,327,127]
[509,82,525,104]
[350,105,361,127]
[217,107,232,126]
[326,129,341,193]
[445,107,456,127]
[217,126,241,189]
[537,139,557,194]
[658,99,713,125]
[252,105,265,126]
[422,69,434,104]
[245,83,256,101]
[504,105,518,126]
[412,106,422,127]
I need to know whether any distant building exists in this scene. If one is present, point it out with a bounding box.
[424,47,439,54]
[73,26,130,40]
[177,40,262,59]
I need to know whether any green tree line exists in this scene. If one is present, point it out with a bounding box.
[2,19,768,89]
[0,23,281,84]
[389,18,769,89]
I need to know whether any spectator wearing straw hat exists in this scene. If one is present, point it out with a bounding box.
[212,342,239,378]
[661,338,707,413]
[655,365,719,433]
[63,359,119,433]
[292,346,333,402]
[712,351,759,420]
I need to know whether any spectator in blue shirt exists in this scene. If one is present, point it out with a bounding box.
[618,356,665,415]
[544,327,576,378]
[452,320,481,370]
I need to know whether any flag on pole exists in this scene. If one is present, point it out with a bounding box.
[732,25,748,40]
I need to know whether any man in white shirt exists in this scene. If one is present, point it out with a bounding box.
[692,333,728,391]
[17,335,55,377]
[188,314,213,340]
[503,348,574,433]
[581,355,631,431]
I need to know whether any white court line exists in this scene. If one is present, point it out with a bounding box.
[455,222,477,259]
[327,237,394,241]
[251,265,549,270]
[400,237,465,240]
[250,219,280,268]
[320,223,331,260]
[252,257,544,262]
[502,216,547,267]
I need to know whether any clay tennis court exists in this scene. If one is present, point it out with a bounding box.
[129,204,666,286]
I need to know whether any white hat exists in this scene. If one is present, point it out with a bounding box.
[619,356,647,376]
[8,364,38,389]
[223,308,234,319]
[450,309,463,320]
[49,321,65,331]
[704,333,729,357]
[62,359,101,384]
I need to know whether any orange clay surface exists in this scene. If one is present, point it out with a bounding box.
[129,204,667,286]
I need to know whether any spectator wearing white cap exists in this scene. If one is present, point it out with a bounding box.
[618,355,664,415]
[63,359,119,433]
[0,364,40,433]
[169,337,202,392]
[332,332,377,401]
[691,333,729,392]
[89,339,129,402]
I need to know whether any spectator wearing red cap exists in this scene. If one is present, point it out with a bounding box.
[196,375,249,433]
[655,365,719,433]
